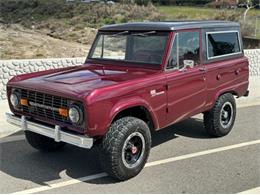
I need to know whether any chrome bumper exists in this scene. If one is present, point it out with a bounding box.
[6,113,93,149]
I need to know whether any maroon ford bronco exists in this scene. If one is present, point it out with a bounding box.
[6,21,249,180]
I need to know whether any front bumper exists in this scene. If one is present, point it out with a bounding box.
[6,113,93,149]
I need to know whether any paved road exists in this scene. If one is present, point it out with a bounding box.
[0,105,259,194]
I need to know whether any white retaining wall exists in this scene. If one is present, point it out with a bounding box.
[244,49,260,76]
[0,57,85,100]
[0,49,259,101]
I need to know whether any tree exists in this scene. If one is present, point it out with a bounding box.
[242,0,257,22]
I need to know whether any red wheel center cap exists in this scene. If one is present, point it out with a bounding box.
[131,146,138,154]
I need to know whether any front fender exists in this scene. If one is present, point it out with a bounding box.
[86,96,159,137]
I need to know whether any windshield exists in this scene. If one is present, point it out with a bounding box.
[88,31,169,66]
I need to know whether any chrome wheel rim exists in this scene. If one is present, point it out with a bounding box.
[122,132,145,169]
[220,102,233,129]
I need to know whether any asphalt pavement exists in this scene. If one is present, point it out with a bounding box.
[0,105,259,194]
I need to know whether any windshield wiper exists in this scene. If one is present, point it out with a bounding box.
[111,30,157,37]
[111,31,129,37]
[131,31,157,37]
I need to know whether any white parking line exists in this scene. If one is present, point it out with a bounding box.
[239,186,260,194]
[12,173,108,194]
[0,134,24,144]
[12,139,260,194]
[145,139,260,167]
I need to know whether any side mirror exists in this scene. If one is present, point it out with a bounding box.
[183,60,194,69]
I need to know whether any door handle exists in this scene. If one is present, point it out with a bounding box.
[235,68,241,75]
[199,67,206,72]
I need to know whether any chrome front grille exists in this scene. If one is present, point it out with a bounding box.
[21,89,71,124]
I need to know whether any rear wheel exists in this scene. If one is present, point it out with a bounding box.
[99,117,151,181]
[25,131,66,152]
[203,93,236,137]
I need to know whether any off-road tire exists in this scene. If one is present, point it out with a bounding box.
[25,131,66,152]
[203,93,236,137]
[100,117,151,181]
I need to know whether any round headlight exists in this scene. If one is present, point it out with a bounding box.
[69,105,83,124]
[10,92,19,108]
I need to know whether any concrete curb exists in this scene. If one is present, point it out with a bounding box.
[1,76,259,138]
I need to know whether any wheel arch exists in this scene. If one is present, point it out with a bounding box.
[204,90,238,112]
[214,90,238,102]
[110,103,158,132]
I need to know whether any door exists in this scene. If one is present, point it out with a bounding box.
[166,30,207,125]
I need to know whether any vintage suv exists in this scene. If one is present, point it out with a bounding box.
[6,21,249,180]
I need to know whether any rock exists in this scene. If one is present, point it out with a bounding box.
[2,67,9,73]
[3,73,9,79]
[9,70,16,76]
[1,94,7,100]
[7,63,14,69]
[12,61,20,67]
[39,66,46,71]
[2,78,8,85]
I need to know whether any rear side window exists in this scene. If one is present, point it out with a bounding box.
[206,31,241,59]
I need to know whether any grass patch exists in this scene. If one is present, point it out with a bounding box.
[158,6,220,19]
[158,6,259,19]
[158,6,260,39]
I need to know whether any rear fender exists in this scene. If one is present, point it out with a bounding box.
[213,81,249,102]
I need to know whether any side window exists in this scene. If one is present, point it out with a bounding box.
[167,31,200,70]
[207,31,241,59]
[178,31,200,68]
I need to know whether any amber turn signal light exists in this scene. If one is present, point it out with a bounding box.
[59,108,68,117]
[20,99,28,106]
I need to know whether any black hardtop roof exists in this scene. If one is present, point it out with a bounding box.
[99,20,240,31]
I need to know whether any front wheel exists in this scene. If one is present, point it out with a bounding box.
[99,117,151,181]
[203,93,236,137]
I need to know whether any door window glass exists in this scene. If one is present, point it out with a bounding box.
[178,31,200,68]
[167,31,200,70]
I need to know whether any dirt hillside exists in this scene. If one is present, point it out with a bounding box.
[0,24,91,59]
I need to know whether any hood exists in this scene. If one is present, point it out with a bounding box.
[8,64,158,99]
